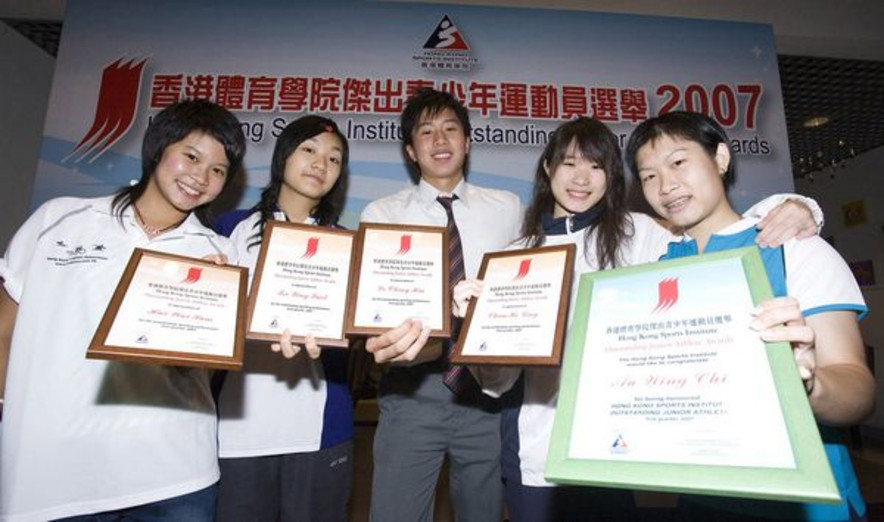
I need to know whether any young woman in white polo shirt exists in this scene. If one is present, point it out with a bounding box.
[0,99,246,522]
[213,115,354,522]
[454,117,821,522]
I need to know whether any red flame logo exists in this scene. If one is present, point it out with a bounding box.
[653,278,678,313]
[181,267,203,284]
[302,237,320,259]
[514,259,531,280]
[66,57,147,164]
[396,235,412,255]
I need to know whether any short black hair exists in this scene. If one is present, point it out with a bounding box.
[625,111,735,187]
[401,88,471,148]
[113,99,247,226]
[400,88,471,183]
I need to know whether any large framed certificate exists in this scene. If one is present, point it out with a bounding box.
[546,247,839,503]
[87,248,248,370]
[246,221,355,348]
[346,223,450,337]
[452,244,575,366]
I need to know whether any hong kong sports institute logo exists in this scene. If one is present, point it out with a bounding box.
[653,277,679,313]
[413,15,478,71]
[66,57,147,164]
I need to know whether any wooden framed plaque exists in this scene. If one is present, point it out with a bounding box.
[546,247,838,503]
[345,222,450,338]
[452,243,576,366]
[87,248,247,370]
[246,220,355,348]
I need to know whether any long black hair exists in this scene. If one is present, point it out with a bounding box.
[522,117,633,269]
[112,99,246,227]
[248,115,349,247]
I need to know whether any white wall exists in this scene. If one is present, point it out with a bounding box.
[0,21,54,250]
[796,146,884,430]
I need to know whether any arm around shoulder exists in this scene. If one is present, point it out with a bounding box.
[745,194,823,247]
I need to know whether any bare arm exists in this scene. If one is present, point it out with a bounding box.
[752,198,820,248]
[804,311,875,425]
[754,298,874,426]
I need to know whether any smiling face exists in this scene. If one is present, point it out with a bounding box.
[278,131,344,214]
[406,107,470,192]
[141,131,229,220]
[635,134,737,240]
[547,140,608,218]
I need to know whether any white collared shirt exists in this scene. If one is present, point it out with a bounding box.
[0,195,237,521]
[360,178,522,279]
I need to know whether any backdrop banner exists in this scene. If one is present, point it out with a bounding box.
[34,0,792,224]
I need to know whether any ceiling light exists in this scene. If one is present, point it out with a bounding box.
[803,116,830,128]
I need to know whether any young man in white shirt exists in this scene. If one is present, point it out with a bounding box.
[361,88,521,522]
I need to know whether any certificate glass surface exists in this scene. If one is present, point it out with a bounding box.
[546,247,839,503]
[346,223,449,337]
[87,248,247,370]
[452,244,575,366]
[247,221,355,347]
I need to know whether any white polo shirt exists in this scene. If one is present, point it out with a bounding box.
[476,212,674,487]
[0,195,237,522]
[217,212,328,457]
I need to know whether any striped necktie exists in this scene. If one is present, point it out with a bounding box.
[437,195,474,394]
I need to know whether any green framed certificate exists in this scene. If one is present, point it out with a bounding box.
[546,247,839,503]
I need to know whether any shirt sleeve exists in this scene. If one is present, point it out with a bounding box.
[224,240,241,268]
[743,193,824,233]
[0,201,53,303]
[360,201,384,224]
[783,236,866,319]
[228,216,260,267]
[627,213,678,264]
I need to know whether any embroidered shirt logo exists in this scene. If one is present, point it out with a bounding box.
[48,238,111,267]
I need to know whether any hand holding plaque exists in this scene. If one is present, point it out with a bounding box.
[452,244,575,366]
[346,223,450,338]
[87,248,247,370]
[545,247,838,503]
[246,221,355,348]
